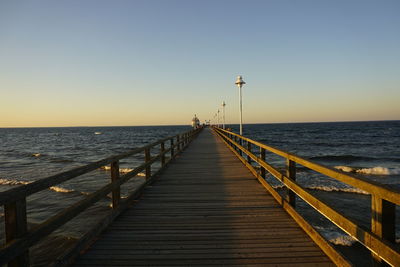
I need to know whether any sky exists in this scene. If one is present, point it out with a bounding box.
[0,0,399,127]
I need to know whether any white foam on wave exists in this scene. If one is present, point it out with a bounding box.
[0,178,31,185]
[1,178,75,194]
[329,235,356,246]
[306,185,369,195]
[314,227,356,246]
[49,186,75,193]
[100,166,146,176]
[335,165,400,175]
[32,153,42,157]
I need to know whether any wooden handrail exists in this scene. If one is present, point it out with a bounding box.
[0,127,203,266]
[213,127,399,267]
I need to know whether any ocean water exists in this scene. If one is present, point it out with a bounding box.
[0,121,399,264]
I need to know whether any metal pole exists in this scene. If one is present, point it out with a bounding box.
[222,101,226,129]
[235,75,245,135]
[217,110,220,128]
[239,86,243,135]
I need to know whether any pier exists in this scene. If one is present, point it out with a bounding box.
[1,128,399,266]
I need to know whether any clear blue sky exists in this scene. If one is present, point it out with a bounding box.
[1,0,399,127]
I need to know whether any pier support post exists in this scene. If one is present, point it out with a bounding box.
[145,148,151,179]
[247,141,252,164]
[286,159,296,207]
[161,142,166,166]
[5,198,29,267]
[260,147,266,178]
[170,139,174,157]
[177,135,181,152]
[238,137,242,156]
[111,161,120,209]
[371,196,395,266]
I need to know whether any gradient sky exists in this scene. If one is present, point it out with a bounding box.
[1,0,399,127]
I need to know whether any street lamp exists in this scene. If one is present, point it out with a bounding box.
[222,101,226,129]
[217,109,220,128]
[235,75,246,135]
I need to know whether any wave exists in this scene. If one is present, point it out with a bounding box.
[325,233,356,246]
[0,178,31,185]
[100,166,146,176]
[0,178,75,194]
[334,166,400,175]
[49,186,75,193]
[306,185,369,195]
[310,155,400,163]
[270,183,369,195]
[313,227,356,246]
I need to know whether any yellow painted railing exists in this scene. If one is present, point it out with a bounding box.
[214,127,399,267]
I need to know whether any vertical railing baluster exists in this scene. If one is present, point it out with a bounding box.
[286,159,296,207]
[260,147,266,178]
[161,142,165,167]
[145,148,151,179]
[371,196,395,266]
[111,160,120,209]
[247,141,252,164]
[170,138,174,158]
[5,198,29,266]
[177,135,180,152]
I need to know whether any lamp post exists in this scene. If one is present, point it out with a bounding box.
[235,75,246,135]
[217,109,220,128]
[222,101,226,129]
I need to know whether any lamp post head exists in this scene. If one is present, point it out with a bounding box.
[235,75,246,88]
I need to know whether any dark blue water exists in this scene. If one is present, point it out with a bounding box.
[0,121,399,264]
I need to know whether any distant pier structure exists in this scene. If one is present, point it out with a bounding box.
[191,114,200,129]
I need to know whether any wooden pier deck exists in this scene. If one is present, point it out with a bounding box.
[73,129,334,266]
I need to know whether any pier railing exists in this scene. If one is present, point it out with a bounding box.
[214,127,399,267]
[0,127,202,267]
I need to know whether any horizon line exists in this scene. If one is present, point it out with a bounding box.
[0,119,399,129]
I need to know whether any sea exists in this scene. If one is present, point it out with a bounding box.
[0,121,399,265]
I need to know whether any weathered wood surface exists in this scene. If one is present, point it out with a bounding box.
[72,128,334,266]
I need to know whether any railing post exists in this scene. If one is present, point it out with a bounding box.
[5,198,29,267]
[286,159,296,207]
[260,147,266,178]
[233,135,239,152]
[247,141,252,164]
[371,196,395,266]
[177,135,180,151]
[170,138,174,158]
[239,139,243,156]
[111,160,120,209]
[145,148,151,179]
[161,142,166,166]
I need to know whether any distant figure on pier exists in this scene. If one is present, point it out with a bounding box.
[191,114,200,129]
